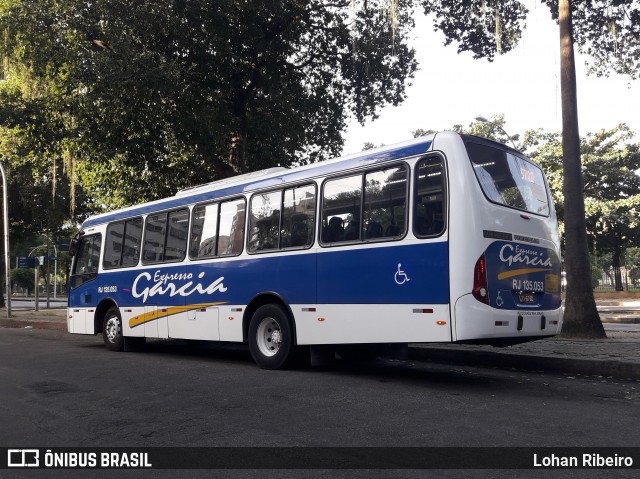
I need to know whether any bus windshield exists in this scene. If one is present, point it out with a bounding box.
[464,139,550,216]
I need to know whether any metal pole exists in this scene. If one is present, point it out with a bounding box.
[46,243,50,309]
[34,265,39,312]
[53,244,57,300]
[0,162,10,318]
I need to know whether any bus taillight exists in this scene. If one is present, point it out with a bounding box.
[472,254,489,304]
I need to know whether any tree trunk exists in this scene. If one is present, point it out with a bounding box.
[227,90,249,175]
[612,244,624,292]
[228,129,247,175]
[558,0,606,338]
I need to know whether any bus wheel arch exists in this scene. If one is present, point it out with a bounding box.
[94,299,123,352]
[243,294,306,369]
[242,293,297,345]
[94,299,117,335]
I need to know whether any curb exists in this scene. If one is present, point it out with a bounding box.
[599,316,640,324]
[408,346,640,381]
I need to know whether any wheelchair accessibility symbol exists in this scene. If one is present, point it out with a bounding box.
[394,263,410,285]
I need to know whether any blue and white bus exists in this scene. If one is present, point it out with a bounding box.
[68,131,562,369]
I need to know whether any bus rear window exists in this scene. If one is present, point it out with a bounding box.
[465,140,550,216]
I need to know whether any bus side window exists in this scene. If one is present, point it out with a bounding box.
[190,203,218,259]
[248,191,281,252]
[70,234,102,289]
[122,217,143,267]
[103,222,125,268]
[321,174,362,244]
[164,209,189,262]
[363,165,408,240]
[218,198,245,257]
[142,213,167,263]
[141,208,188,264]
[104,217,143,269]
[282,184,316,248]
[414,156,446,237]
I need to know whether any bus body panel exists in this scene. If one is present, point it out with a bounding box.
[454,294,562,341]
[70,241,449,309]
[171,304,220,341]
[68,307,90,334]
[316,242,448,304]
[294,304,451,345]
[70,240,450,343]
[435,132,563,342]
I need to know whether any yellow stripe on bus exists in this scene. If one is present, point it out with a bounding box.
[497,268,550,280]
[128,302,227,328]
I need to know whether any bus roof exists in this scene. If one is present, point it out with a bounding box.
[80,132,439,229]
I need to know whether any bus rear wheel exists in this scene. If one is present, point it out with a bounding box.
[248,304,295,370]
[102,306,124,352]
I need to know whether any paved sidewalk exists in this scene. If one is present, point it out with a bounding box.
[1,307,639,380]
[409,333,640,381]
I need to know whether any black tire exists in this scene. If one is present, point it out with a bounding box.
[248,304,296,370]
[102,306,124,352]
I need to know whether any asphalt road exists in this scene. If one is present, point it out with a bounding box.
[1,328,639,479]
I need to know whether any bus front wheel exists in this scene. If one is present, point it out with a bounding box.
[248,304,295,369]
[102,306,124,352]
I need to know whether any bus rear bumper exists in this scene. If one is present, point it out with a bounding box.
[67,307,95,335]
[454,294,563,343]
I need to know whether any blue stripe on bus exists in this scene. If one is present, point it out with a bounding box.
[69,242,449,310]
[81,140,432,229]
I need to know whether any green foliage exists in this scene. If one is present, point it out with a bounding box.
[421,0,527,59]
[626,247,640,283]
[421,0,640,79]
[540,0,640,79]
[10,267,34,294]
[412,115,519,147]
[411,128,435,138]
[524,124,640,283]
[1,0,419,211]
[458,114,520,147]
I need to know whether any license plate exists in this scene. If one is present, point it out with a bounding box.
[518,293,535,304]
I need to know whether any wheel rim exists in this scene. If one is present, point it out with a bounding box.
[105,315,121,344]
[255,317,282,357]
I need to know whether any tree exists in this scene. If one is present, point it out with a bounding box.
[464,114,520,147]
[525,125,640,293]
[585,135,640,289]
[411,115,518,145]
[10,268,34,295]
[557,0,603,337]
[421,1,640,78]
[0,1,90,241]
[419,0,640,337]
[1,0,418,208]
[412,128,435,138]
[362,142,387,150]
[626,247,640,287]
